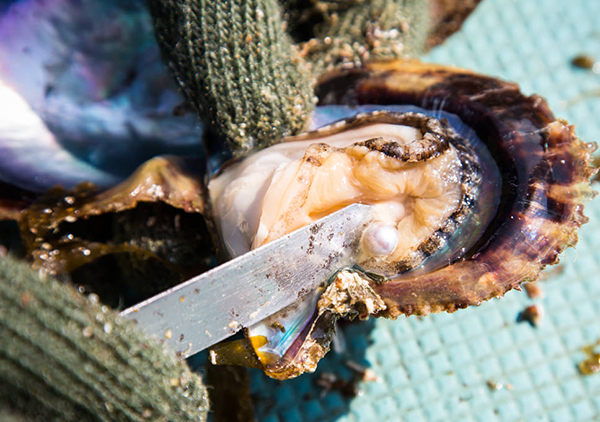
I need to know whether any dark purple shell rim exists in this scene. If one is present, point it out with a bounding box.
[316,60,597,317]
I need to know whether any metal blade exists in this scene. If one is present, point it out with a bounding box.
[120,203,373,357]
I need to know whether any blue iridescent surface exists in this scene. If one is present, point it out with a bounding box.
[0,0,203,191]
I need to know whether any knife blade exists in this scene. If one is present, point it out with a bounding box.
[120,203,373,357]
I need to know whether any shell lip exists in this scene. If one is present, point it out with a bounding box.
[314,61,596,318]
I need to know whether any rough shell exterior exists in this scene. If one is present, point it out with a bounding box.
[316,60,597,318]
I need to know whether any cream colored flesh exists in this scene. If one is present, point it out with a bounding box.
[209,123,463,269]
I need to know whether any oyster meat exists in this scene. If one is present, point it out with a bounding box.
[211,110,499,278]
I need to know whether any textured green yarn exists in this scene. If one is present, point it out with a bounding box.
[299,0,431,75]
[0,256,209,422]
[147,0,315,155]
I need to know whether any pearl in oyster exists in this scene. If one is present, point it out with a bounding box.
[362,222,399,257]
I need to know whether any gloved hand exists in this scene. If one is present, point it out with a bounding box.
[0,255,209,421]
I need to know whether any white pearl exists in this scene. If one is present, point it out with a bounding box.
[363,222,399,257]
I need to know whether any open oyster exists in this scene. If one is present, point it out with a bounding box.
[209,61,596,379]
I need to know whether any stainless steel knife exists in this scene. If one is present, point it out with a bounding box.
[120,203,373,358]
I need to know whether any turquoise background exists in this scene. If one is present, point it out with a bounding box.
[252,0,600,421]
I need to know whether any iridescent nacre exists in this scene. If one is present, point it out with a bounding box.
[0,0,204,192]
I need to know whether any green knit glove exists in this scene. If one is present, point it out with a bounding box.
[0,256,209,422]
[147,0,315,154]
[295,0,431,75]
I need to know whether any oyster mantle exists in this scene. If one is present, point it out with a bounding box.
[210,110,497,278]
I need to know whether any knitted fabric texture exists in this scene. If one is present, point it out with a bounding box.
[147,0,315,155]
[296,0,431,75]
[0,256,209,422]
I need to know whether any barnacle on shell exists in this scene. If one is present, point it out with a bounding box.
[208,60,597,379]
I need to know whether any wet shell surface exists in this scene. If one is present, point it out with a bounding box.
[209,61,596,379]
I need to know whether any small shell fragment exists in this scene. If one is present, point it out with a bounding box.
[518,304,544,327]
[524,282,545,300]
[572,54,596,69]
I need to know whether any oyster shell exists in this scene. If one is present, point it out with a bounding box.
[0,0,204,192]
[209,61,596,379]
